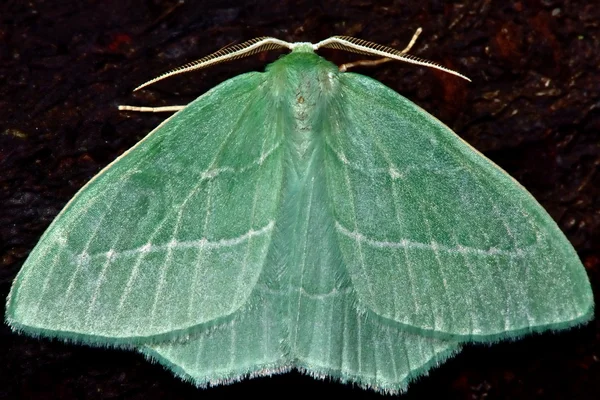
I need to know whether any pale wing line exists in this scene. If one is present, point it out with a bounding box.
[148,173,210,326]
[327,110,464,332]
[89,217,275,262]
[329,112,378,310]
[146,224,277,323]
[200,141,281,180]
[262,295,270,364]
[183,123,282,319]
[25,235,67,323]
[385,156,425,324]
[293,178,316,351]
[372,326,380,381]
[341,296,350,376]
[320,110,362,374]
[377,126,438,330]
[519,197,583,322]
[149,96,268,328]
[300,286,352,300]
[225,107,273,372]
[119,92,256,315]
[450,173,509,333]
[148,238,176,327]
[524,201,578,319]
[402,245,438,330]
[116,204,179,311]
[356,312,363,375]
[83,248,116,324]
[193,329,207,372]
[378,181,415,324]
[347,123,407,323]
[323,135,464,179]
[229,309,237,370]
[115,163,202,316]
[349,91,538,332]
[385,330,399,383]
[326,292,334,369]
[411,165,482,334]
[350,98,466,333]
[426,201,478,335]
[423,96,550,328]
[12,108,184,323]
[400,330,414,382]
[83,127,191,318]
[30,166,138,322]
[335,221,533,257]
[62,166,140,305]
[516,195,579,320]
[186,181,213,321]
[468,165,536,328]
[85,194,144,323]
[233,111,273,308]
[361,120,458,333]
[484,204,513,330]
[339,80,517,330]
[451,234,479,334]
[470,168,534,327]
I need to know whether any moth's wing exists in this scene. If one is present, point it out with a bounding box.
[6,72,285,344]
[278,145,460,392]
[325,73,594,341]
[291,288,460,393]
[144,288,460,393]
[140,290,289,389]
[143,154,461,393]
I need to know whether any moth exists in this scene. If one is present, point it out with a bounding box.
[6,30,593,394]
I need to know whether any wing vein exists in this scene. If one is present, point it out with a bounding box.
[330,111,377,308]
[63,165,141,310]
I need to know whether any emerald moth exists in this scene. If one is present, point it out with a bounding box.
[5,31,594,394]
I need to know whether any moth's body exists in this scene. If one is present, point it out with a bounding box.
[260,49,354,357]
[271,48,336,169]
[6,41,593,393]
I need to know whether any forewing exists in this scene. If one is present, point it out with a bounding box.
[325,73,593,340]
[6,73,284,343]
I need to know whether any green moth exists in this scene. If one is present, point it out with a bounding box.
[5,31,594,394]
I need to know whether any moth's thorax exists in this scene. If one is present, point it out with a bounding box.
[266,51,339,107]
[267,52,340,176]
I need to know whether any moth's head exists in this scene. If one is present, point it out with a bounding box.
[265,45,339,77]
[262,45,341,102]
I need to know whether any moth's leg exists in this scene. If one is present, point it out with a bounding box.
[118,105,187,112]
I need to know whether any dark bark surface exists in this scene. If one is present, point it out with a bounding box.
[0,1,598,399]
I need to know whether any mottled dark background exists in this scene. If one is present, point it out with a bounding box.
[0,0,598,399]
